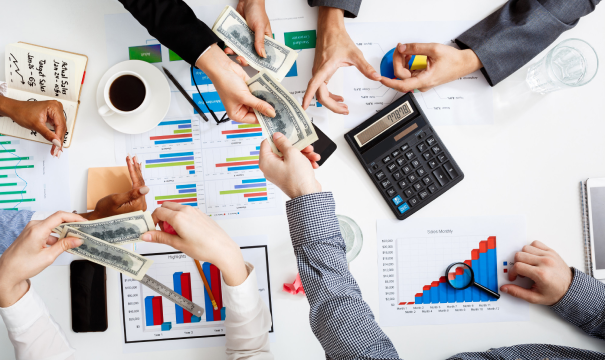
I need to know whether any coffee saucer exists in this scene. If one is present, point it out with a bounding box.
[96,60,170,134]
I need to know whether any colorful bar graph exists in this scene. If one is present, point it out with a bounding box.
[146,161,194,169]
[159,120,191,126]
[219,187,266,195]
[173,272,184,324]
[152,296,164,325]
[202,262,225,322]
[160,152,194,158]
[149,134,192,141]
[216,155,259,171]
[181,273,193,323]
[146,156,194,164]
[154,184,199,208]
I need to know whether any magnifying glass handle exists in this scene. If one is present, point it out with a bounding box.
[473,282,501,299]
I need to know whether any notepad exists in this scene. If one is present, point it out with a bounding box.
[2,42,88,147]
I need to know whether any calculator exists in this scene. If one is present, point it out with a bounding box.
[344,93,464,220]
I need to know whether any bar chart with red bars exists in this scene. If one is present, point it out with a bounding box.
[202,145,262,180]
[173,272,202,324]
[136,150,203,185]
[124,118,201,152]
[200,119,265,147]
[202,262,226,322]
[408,237,498,305]
[145,182,204,213]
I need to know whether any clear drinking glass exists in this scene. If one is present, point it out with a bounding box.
[526,38,598,94]
[337,215,363,263]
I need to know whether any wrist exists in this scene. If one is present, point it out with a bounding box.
[216,250,248,287]
[462,49,483,73]
[0,96,18,118]
[0,279,29,308]
[195,44,230,78]
[291,181,322,199]
[318,6,345,33]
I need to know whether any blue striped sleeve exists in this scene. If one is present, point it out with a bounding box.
[0,210,34,254]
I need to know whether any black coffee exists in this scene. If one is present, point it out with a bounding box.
[109,75,146,112]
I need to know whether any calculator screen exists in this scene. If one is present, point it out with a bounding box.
[354,100,414,148]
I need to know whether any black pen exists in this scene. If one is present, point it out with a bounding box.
[162,67,209,122]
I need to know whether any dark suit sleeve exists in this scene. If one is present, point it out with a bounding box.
[118,0,223,66]
[307,0,362,18]
[455,0,600,86]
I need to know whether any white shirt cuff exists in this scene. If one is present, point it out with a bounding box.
[0,281,45,334]
[0,81,7,97]
[31,212,54,221]
[221,262,260,315]
[195,44,215,67]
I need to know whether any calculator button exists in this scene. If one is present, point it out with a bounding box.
[398,202,410,214]
[410,159,420,168]
[400,143,410,152]
[408,196,419,207]
[428,184,437,193]
[422,176,432,185]
[416,167,427,177]
[422,152,432,161]
[386,187,397,197]
[428,159,438,169]
[396,157,406,166]
[402,165,412,175]
[391,149,401,158]
[443,162,459,179]
[431,145,442,154]
[417,132,426,140]
[408,174,417,183]
[437,154,447,163]
[432,168,450,186]
[419,190,429,199]
[417,143,427,152]
[426,137,436,146]
[404,188,414,197]
[387,162,398,172]
[405,151,415,160]
[392,171,402,181]
[381,179,392,188]
[375,171,386,180]
[413,182,423,191]
[392,195,403,206]
[383,155,392,163]
[372,164,379,170]
[398,180,408,189]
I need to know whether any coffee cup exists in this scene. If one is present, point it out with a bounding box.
[98,70,150,117]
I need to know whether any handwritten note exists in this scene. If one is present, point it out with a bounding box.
[5,44,75,102]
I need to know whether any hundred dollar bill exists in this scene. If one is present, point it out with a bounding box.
[212,5,298,81]
[53,211,155,245]
[60,227,153,280]
[247,71,318,156]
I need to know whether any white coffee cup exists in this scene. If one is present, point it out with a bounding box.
[98,70,150,117]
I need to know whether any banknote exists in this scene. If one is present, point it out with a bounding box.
[212,5,298,81]
[53,211,155,245]
[247,71,318,155]
[60,226,153,281]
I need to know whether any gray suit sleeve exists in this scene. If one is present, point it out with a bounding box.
[456,0,600,86]
[307,0,362,18]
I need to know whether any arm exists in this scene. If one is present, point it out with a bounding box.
[456,0,600,86]
[117,0,222,66]
[307,0,362,18]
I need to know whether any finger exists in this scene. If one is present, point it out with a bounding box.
[380,76,426,93]
[45,234,59,246]
[500,284,542,304]
[328,93,344,102]
[514,251,541,266]
[521,244,548,256]
[317,83,348,114]
[113,187,150,208]
[253,25,267,58]
[510,262,538,281]
[47,236,83,262]
[150,206,178,225]
[353,52,381,81]
[398,43,439,57]
[236,56,249,67]
[225,47,236,55]
[48,103,67,150]
[40,211,87,231]
[141,230,182,248]
[271,132,295,158]
[239,110,260,124]
[126,156,143,188]
[161,201,186,211]
[242,93,276,118]
[393,50,412,80]
[303,66,334,109]
[379,77,409,93]
[258,138,281,164]
[530,240,550,251]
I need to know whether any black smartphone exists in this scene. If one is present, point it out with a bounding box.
[70,260,108,333]
[312,124,337,166]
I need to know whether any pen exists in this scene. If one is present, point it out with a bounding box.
[162,66,210,122]
[194,259,219,311]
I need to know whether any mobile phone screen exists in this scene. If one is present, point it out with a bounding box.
[312,124,337,166]
[590,186,605,270]
[70,260,108,332]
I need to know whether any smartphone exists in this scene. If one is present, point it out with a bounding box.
[311,124,337,166]
[70,260,108,332]
[587,178,605,279]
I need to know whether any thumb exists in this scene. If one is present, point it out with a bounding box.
[113,186,150,206]
[47,236,83,260]
[272,132,293,157]
[500,284,542,304]
[35,124,60,147]
[141,230,182,248]
[399,43,438,57]
[244,93,276,118]
[254,26,267,58]
[353,53,380,81]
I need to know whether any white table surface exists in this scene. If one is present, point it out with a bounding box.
[1,0,605,359]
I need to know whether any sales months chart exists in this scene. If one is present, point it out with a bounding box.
[377,216,529,326]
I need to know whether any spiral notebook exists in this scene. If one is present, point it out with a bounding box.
[580,180,593,276]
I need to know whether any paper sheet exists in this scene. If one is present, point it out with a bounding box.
[86,166,132,210]
[376,216,529,327]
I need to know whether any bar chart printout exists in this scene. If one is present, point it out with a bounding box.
[376,216,529,327]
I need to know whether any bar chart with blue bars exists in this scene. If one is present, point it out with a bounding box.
[136,151,203,185]
[202,145,262,179]
[124,118,201,151]
[200,119,264,146]
[204,177,278,216]
[145,182,204,213]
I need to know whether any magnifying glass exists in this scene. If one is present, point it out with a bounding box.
[445,262,500,299]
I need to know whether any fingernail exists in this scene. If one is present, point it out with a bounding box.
[140,186,150,195]
[134,155,138,164]
[52,139,61,147]
[53,147,59,157]
[262,49,267,58]
[57,150,62,159]
[71,238,84,247]
[142,234,152,242]
[500,287,508,293]
[398,43,406,53]
[267,107,276,118]
[372,72,380,79]
[273,132,283,140]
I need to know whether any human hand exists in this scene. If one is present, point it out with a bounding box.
[82,155,149,220]
[302,7,380,115]
[196,44,275,124]
[142,203,248,286]
[500,241,573,306]
[380,43,483,93]
[0,97,66,157]
[0,212,86,307]
[225,0,272,66]
[259,133,322,199]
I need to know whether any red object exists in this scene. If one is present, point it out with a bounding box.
[81,71,86,84]
[186,165,195,170]
[479,241,488,253]
[398,302,406,305]
[471,249,480,260]
[431,281,440,287]
[157,197,198,205]
[162,222,177,235]
[152,296,163,325]
[422,285,431,291]
[448,273,456,281]
[283,273,305,295]
[181,273,193,323]
[221,128,263,135]
[464,260,472,267]
[244,192,267,198]
[150,133,193,140]
[415,293,423,298]
[407,302,415,305]
[487,236,496,249]
[504,269,508,273]
[210,264,223,320]
[215,160,259,167]
[455,267,465,276]
[439,276,447,283]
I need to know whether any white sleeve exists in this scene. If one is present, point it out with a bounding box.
[222,263,273,360]
[0,282,75,360]
[0,81,7,97]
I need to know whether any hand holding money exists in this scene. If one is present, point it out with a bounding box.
[224,0,272,66]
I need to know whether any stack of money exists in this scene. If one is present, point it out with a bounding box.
[212,5,298,81]
[247,71,318,155]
